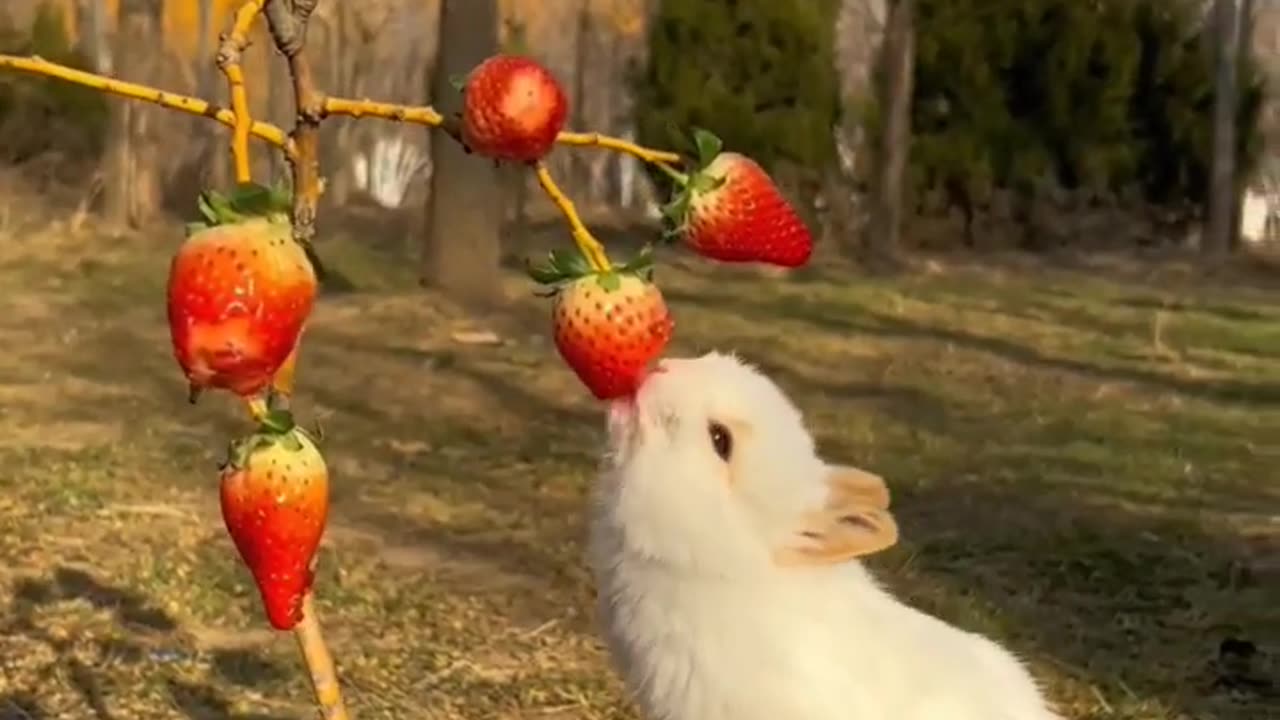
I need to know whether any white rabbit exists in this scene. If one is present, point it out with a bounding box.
[589,351,1064,720]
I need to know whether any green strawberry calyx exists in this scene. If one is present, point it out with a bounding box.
[524,245,656,295]
[185,181,294,237]
[658,127,730,244]
[219,408,318,472]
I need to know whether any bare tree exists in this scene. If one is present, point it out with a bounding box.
[1205,0,1240,257]
[422,0,503,305]
[866,0,914,265]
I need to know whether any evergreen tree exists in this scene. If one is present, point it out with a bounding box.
[910,0,1265,235]
[633,0,842,187]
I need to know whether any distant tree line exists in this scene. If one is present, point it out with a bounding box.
[635,0,1267,253]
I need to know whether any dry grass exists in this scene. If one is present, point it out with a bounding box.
[0,172,1276,720]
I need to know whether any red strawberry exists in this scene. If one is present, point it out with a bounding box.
[529,249,673,400]
[167,186,317,402]
[220,416,329,631]
[664,131,813,268]
[461,54,568,163]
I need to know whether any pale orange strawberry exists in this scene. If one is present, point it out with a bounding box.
[529,249,673,400]
[662,130,813,268]
[460,54,568,163]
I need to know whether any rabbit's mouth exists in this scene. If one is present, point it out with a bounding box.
[605,398,639,457]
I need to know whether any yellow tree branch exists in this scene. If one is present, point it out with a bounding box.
[217,0,267,183]
[323,97,443,126]
[535,161,612,272]
[556,130,683,169]
[0,55,293,156]
[318,97,682,172]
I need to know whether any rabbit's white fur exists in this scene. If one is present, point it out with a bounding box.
[589,352,1063,720]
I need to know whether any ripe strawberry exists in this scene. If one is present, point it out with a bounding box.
[663,130,813,268]
[167,185,317,402]
[220,415,329,631]
[529,249,673,400]
[460,54,568,163]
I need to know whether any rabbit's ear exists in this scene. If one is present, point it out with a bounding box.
[773,465,898,566]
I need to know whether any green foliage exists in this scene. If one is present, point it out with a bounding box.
[910,0,1266,220]
[0,2,111,166]
[632,0,842,184]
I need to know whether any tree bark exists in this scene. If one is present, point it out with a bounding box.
[102,0,163,229]
[1205,0,1240,258]
[866,0,914,266]
[422,0,503,305]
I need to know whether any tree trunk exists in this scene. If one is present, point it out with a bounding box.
[1230,0,1256,250]
[422,0,503,305]
[200,0,230,191]
[102,0,163,229]
[571,5,592,199]
[866,0,914,265]
[196,0,213,94]
[80,0,110,73]
[324,4,361,207]
[1205,0,1240,258]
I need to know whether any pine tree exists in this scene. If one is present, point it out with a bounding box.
[633,0,842,189]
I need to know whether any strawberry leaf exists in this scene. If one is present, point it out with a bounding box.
[196,192,220,225]
[689,169,728,195]
[548,248,592,277]
[259,408,297,435]
[448,73,468,92]
[277,430,304,453]
[595,270,622,292]
[223,435,262,471]
[660,190,692,225]
[691,127,723,169]
[207,190,240,222]
[228,182,281,216]
[185,221,209,237]
[525,257,565,285]
[619,244,656,275]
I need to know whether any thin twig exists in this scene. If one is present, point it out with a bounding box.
[556,130,683,171]
[293,594,349,720]
[323,96,443,126]
[216,0,267,183]
[0,55,293,156]
[534,161,612,271]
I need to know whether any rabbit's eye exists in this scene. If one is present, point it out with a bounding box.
[707,421,733,461]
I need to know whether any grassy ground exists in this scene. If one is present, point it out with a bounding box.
[0,175,1276,720]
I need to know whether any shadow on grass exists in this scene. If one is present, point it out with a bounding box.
[0,692,48,720]
[664,284,1280,408]
[0,566,294,720]
[883,478,1278,718]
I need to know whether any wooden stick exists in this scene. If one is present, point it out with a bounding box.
[292,594,348,720]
